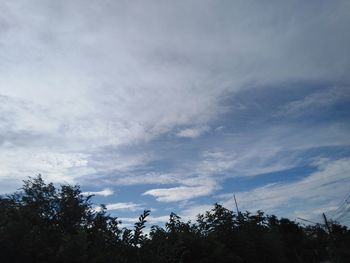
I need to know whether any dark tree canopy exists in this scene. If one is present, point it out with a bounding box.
[0,175,349,263]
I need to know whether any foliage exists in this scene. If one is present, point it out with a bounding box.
[0,175,349,263]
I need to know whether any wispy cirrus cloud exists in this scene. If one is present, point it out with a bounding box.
[275,86,350,117]
[111,172,179,186]
[106,202,143,212]
[220,158,350,221]
[143,185,215,203]
[82,188,114,197]
[0,0,349,223]
[142,173,219,202]
[0,148,91,189]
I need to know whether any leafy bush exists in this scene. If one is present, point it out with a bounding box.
[0,176,349,263]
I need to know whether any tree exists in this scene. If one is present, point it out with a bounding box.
[1,175,349,263]
[0,175,125,263]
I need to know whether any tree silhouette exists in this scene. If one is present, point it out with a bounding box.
[1,175,349,263]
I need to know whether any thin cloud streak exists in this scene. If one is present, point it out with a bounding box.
[143,185,216,203]
[220,158,350,220]
[82,188,114,197]
[106,202,142,212]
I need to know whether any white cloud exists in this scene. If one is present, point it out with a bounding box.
[0,148,92,193]
[106,202,142,211]
[276,86,350,117]
[194,146,292,179]
[180,204,214,222]
[195,119,350,178]
[82,188,114,197]
[220,158,350,221]
[0,0,349,219]
[91,153,154,173]
[147,215,171,224]
[112,172,179,186]
[143,178,217,202]
[176,126,209,138]
[1,0,348,151]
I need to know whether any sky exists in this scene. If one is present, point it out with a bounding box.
[0,0,350,227]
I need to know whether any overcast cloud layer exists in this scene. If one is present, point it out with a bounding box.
[0,0,350,226]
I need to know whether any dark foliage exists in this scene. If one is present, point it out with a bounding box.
[0,176,349,263]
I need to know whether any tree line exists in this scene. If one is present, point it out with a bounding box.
[0,176,349,263]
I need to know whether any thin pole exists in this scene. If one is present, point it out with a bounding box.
[323,213,332,234]
[234,194,240,214]
[323,212,337,261]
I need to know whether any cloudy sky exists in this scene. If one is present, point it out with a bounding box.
[1,0,350,226]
